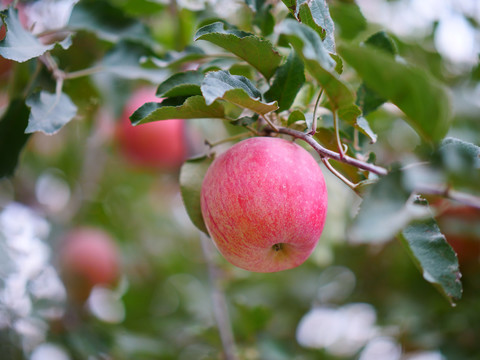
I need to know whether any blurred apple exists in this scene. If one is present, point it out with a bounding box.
[59,227,120,302]
[116,88,187,171]
[0,25,12,76]
[201,137,328,272]
[436,203,480,268]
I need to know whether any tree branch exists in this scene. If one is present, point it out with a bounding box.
[416,184,480,210]
[272,127,388,176]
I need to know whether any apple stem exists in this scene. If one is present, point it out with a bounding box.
[271,127,388,176]
[200,233,239,360]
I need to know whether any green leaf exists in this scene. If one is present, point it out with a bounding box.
[156,71,204,98]
[201,70,278,114]
[287,110,306,126]
[339,43,452,143]
[438,137,480,169]
[356,32,397,116]
[296,0,336,53]
[279,20,361,123]
[0,8,54,62]
[130,96,225,125]
[194,21,282,80]
[180,155,214,234]
[349,170,430,244]
[356,116,377,144]
[246,0,275,36]
[329,1,367,40]
[25,91,77,135]
[0,99,31,178]
[101,41,168,82]
[68,0,155,47]
[398,199,462,305]
[264,49,305,112]
[230,115,258,127]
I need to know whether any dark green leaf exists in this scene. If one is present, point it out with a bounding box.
[399,199,462,305]
[180,155,214,234]
[68,0,155,46]
[264,49,305,112]
[0,8,54,62]
[25,91,77,135]
[156,71,204,98]
[365,31,397,56]
[297,0,336,53]
[201,70,278,114]
[279,20,361,123]
[194,21,282,80]
[130,96,225,125]
[0,99,30,178]
[329,1,367,40]
[349,170,430,243]
[339,43,452,143]
[101,41,168,82]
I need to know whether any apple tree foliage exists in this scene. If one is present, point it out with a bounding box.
[0,0,480,359]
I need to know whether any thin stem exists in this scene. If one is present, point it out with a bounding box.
[321,158,356,189]
[64,66,104,80]
[206,131,253,148]
[332,110,345,158]
[22,60,42,98]
[310,89,323,135]
[260,114,278,132]
[272,127,388,176]
[200,233,238,360]
[416,184,480,210]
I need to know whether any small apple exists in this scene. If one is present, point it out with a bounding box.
[201,137,328,272]
[116,88,187,171]
[59,227,120,302]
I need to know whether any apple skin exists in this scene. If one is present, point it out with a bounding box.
[201,137,328,272]
[59,227,120,302]
[116,88,187,171]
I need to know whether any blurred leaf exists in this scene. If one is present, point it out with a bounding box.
[180,155,214,234]
[438,137,480,169]
[296,0,336,53]
[264,49,305,112]
[0,99,30,178]
[245,0,275,36]
[0,7,54,62]
[349,170,430,243]
[287,110,305,125]
[101,41,168,82]
[398,199,462,305]
[279,20,361,123]
[130,96,225,125]
[339,43,452,143]
[356,32,397,116]
[329,1,367,40]
[25,91,77,135]
[194,21,282,80]
[68,0,155,46]
[201,70,278,114]
[230,115,258,126]
[156,70,204,98]
[356,116,377,143]
[150,45,205,68]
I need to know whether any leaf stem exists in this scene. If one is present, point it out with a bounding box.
[271,126,388,176]
[205,131,254,148]
[64,66,105,80]
[310,89,323,135]
[260,114,278,132]
[332,109,345,158]
[321,158,356,189]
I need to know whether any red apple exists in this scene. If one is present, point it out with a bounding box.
[59,227,120,302]
[201,137,328,272]
[116,88,187,171]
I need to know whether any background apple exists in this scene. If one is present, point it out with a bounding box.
[116,88,187,171]
[201,137,328,272]
[59,227,120,302]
